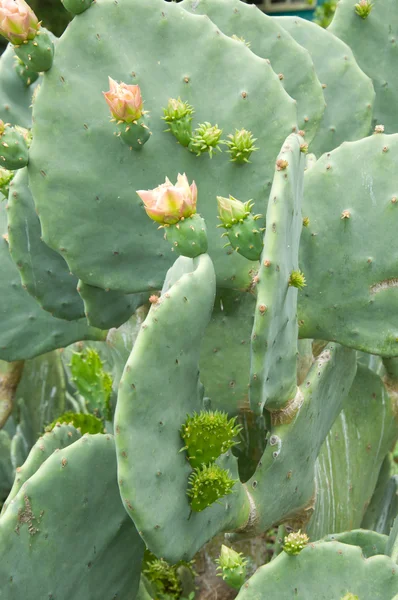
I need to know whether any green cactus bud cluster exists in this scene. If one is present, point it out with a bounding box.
[217,195,264,261]
[225,128,258,163]
[70,348,112,419]
[288,270,307,290]
[45,412,104,435]
[216,545,248,590]
[189,122,223,157]
[341,594,359,600]
[0,167,14,196]
[354,0,373,18]
[282,530,309,555]
[187,463,237,512]
[180,410,242,469]
[143,552,196,599]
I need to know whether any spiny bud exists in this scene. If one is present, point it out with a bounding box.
[288,270,306,290]
[189,122,223,158]
[276,158,289,171]
[187,464,237,512]
[216,545,247,590]
[355,0,373,18]
[225,128,258,164]
[162,97,194,147]
[282,530,309,555]
[0,166,14,195]
[103,77,144,123]
[180,410,241,469]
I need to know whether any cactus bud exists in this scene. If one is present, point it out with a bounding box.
[341,595,359,600]
[288,270,306,289]
[355,0,373,18]
[187,464,237,512]
[0,166,14,195]
[181,410,242,469]
[137,173,197,225]
[162,97,194,147]
[374,124,385,134]
[217,195,264,261]
[0,0,39,45]
[302,216,310,227]
[216,545,247,590]
[103,77,144,123]
[189,121,223,158]
[282,530,309,555]
[225,128,258,164]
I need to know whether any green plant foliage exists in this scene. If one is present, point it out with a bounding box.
[70,348,112,418]
[45,412,104,435]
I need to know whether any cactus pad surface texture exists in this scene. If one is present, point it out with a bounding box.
[28,0,297,293]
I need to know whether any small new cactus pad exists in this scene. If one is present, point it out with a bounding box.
[242,344,357,536]
[7,168,85,321]
[199,289,254,416]
[187,463,237,512]
[216,545,248,590]
[181,410,241,468]
[115,254,249,562]
[45,412,104,435]
[217,196,264,262]
[299,134,398,356]
[0,195,105,361]
[13,28,54,73]
[307,365,398,540]
[77,279,147,329]
[162,97,194,147]
[70,348,112,417]
[0,434,145,600]
[28,0,297,293]
[181,0,325,143]
[225,129,258,164]
[321,530,388,559]
[330,0,397,132]
[235,541,398,599]
[1,422,81,515]
[188,121,223,157]
[0,122,28,170]
[0,44,39,127]
[282,530,309,555]
[250,133,305,413]
[276,16,375,156]
[163,213,209,259]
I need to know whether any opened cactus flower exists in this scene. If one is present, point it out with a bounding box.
[0,0,39,45]
[137,173,197,225]
[103,77,144,123]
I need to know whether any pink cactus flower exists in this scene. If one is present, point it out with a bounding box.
[137,174,198,225]
[103,77,144,123]
[0,0,39,45]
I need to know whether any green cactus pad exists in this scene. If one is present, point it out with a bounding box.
[275,16,375,156]
[299,133,398,356]
[0,45,39,127]
[250,133,305,413]
[362,457,398,535]
[164,213,208,259]
[14,29,54,74]
[181,0,325,143]
[45,412,104,435]
[329,0,398,132]
[307,365,398,540]
[187,463,237,512]
[181,410,241,468]
[235,541,398,599]
[387,515,398,564]
[0,196,105,361]
[115,254,250,562]
[2,422,81,515]
[28,0,297,293]
[77,279,147,329]
[7,168,85,321]
[199,289,254,416]
[0,434,145,600]
[240,344,357,536]
[322,530,388,558]
[0,124,28,170]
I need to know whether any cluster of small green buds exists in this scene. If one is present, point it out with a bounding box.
[282,530,309,555]
[180,410,242,469]
[187,464,237,512]
[225,128,258,164]
[103,77,150,149]
[188,121,223,157]
[354,0,373,18]
[70,348,113,420]
[288,270,306,290]
[217,195,264,261]
[341,594,359,600]
[143,557,183,599]
[216,545,247,590]
[45,412,104,435]
[162,97,194,147]
[0,166,14,196]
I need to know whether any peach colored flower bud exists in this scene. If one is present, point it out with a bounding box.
[137,173,197,225]
[0,0,39,45]
[103,77,144,123]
